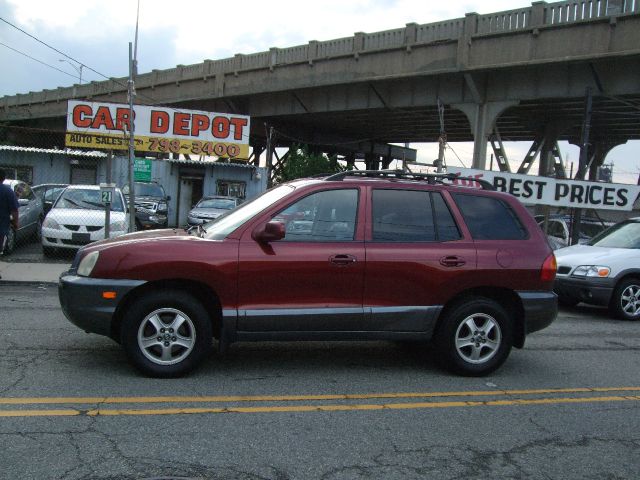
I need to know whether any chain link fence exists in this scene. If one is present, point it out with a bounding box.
[1,125,110,261]
[1,124,267,262]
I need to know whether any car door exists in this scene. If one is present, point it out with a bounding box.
[14,182,38,239]
[363,187,477,333]
[237,187,366,333]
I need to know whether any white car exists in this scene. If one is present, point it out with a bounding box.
[554,217,640,320]
[42,185,129,256]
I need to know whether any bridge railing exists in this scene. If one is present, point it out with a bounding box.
[545,0,639,24]
[477,7,533,34]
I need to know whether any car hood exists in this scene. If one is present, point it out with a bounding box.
[86,228,188,248]
[133,195,165,202]
[189,207,229,216]
[48,208,127,225]
[555,244,638,266]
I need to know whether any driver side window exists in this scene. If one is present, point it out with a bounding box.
[273,189,358,242]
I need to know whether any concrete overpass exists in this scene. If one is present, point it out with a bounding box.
[1,0,639,177]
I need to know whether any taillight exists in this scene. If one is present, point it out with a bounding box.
[540,253,557,282]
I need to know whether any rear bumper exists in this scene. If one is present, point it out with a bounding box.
[554,276,615,306]
[517,291,558,335]
[58,272,145,338]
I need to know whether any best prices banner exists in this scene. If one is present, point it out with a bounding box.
[65,101,250,159]
[446,167,640,211]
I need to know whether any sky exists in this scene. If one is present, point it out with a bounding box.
[0,0,637,184]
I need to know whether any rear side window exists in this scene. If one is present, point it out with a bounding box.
[372,189,460,242]
[453,193,527,240]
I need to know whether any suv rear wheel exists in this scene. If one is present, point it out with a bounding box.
[121,290,212,377]
[434,298,513,376]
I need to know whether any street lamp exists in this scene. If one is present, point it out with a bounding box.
[59,59,83,84]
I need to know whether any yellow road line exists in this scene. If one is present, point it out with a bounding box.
[1,395,638,418]
[1,386,640,406]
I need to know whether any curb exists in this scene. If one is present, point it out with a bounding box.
[0,280,58,286]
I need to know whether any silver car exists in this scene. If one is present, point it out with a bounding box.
[187,196,239,226]
[2,180,44,254]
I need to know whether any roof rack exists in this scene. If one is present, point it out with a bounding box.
[324,169,495,191]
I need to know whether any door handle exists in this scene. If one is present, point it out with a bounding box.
[440,255,466,267]
[329,254,357,266]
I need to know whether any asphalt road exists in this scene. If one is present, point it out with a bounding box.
[1,284,639,480]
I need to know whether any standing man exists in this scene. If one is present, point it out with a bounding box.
[0,169,20,268]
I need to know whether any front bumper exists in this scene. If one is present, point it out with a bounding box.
[136,211,168,229]
[58,272,146,338]
[517,291,558,335]
[554,276,615,306]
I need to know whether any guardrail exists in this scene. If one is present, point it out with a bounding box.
[2,0,638,108]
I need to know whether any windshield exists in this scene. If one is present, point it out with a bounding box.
[197,198,237,210]
[123,183,165,197]
[589,220,640,249]
[203,185,294,240]
[55,189,125,212]
[580,222,608,239]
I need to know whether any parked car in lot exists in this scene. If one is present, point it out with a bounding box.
[2,179,44,255]
[187,195,239,226]
[58,170,557,378]
[535,214,613,250]
[122,181,170,230]
[554,217,640,320]
[42,185,129,256]
[32,183,69,215]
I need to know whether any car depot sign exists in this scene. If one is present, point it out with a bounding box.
[446,167,640,211]
[65,101,250,159]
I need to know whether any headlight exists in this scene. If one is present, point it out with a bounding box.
[43,217,60,229]
[110,220,127,231]
[77,251,99,277]
[158,202,167,211]
[572,265,611,278]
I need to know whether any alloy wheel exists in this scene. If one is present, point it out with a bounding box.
[137,308,196,365]
[454,313,502,364]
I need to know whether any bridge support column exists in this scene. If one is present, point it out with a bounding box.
[587,141,626,181]
[365,152,379,170]
[453,101,518,170]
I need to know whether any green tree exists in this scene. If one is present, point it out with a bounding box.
[275,145,347,182]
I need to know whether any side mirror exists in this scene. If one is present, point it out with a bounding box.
[252,221,285,243]
[166,195,172,201]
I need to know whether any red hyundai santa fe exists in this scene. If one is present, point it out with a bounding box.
[59,170,557,377]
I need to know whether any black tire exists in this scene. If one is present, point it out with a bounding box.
[433,297,513,376]
[121,290,213,377]
[42,246,57,258]
[610,278,640,321]
[558,296,579,308]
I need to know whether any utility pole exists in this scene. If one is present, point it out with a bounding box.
[436,99,445,173]
[571,87,593,245]
[127,42,136,233]
[105,151,112,239]
[265,124,274,187]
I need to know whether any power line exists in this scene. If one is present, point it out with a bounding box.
[0,41,79,80]
[0,16,108,80]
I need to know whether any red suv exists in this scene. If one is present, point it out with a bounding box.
[59,170,557,377]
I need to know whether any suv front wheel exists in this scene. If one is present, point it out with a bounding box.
[434,298,513,376]
[121,290,213,377]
